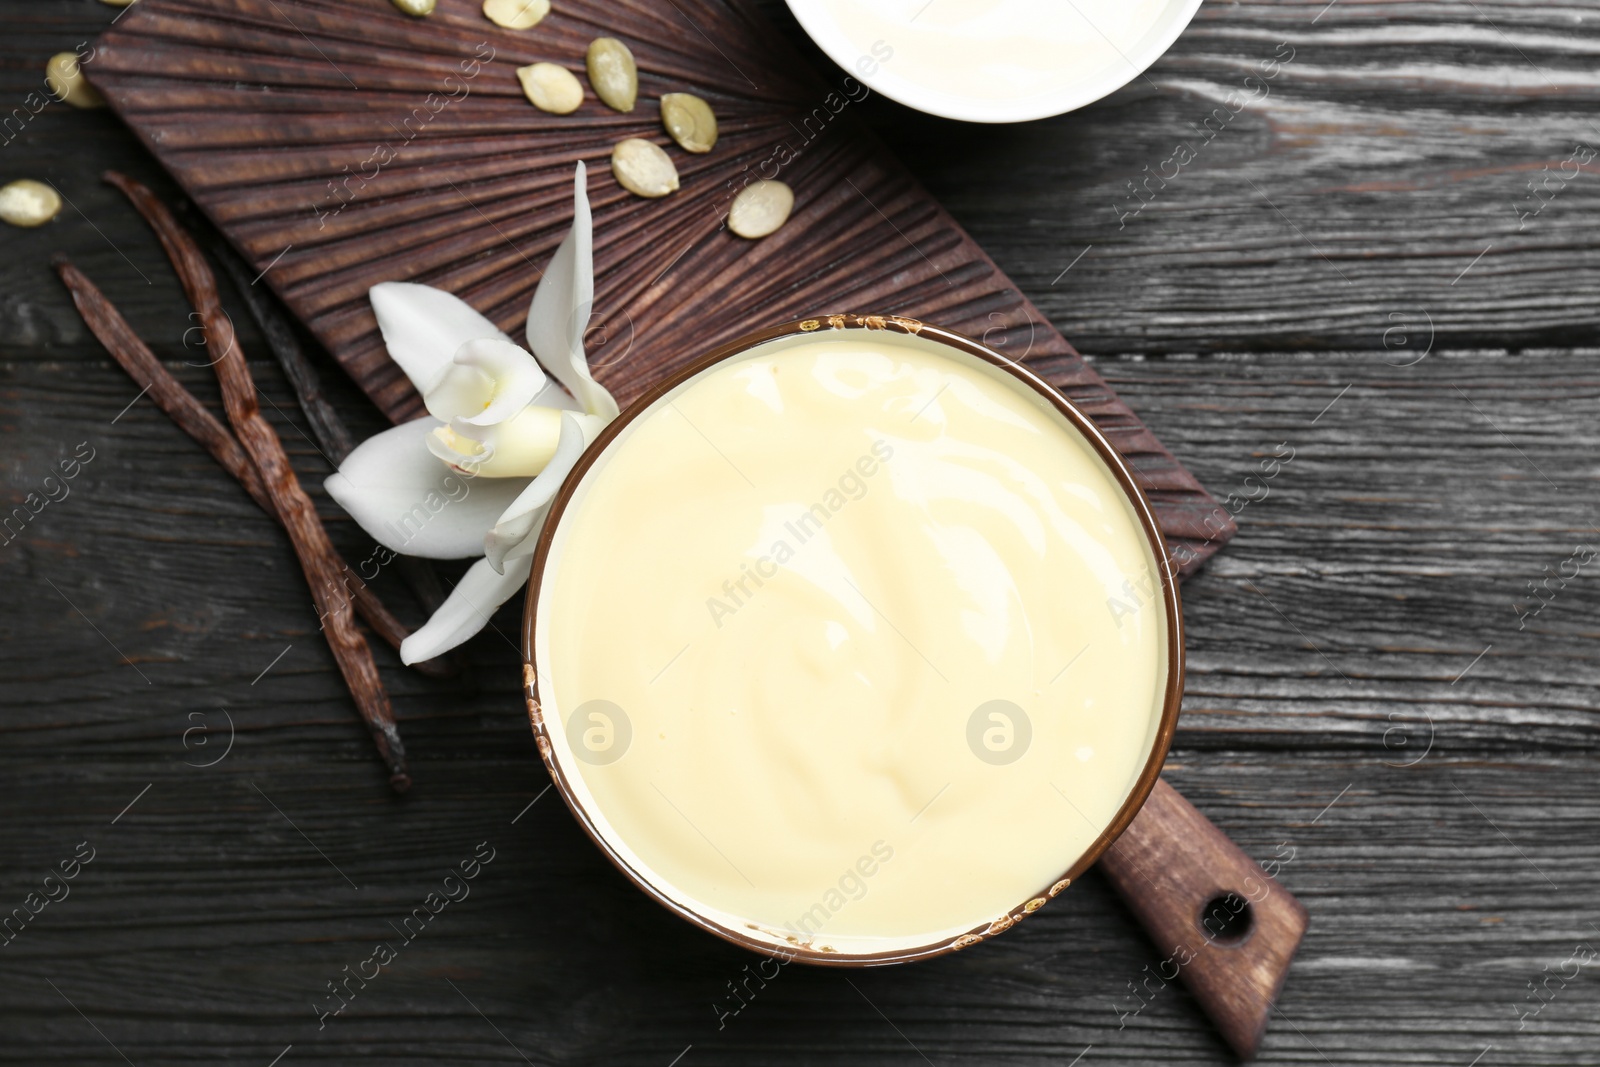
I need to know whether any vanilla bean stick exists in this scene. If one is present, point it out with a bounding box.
[57,258,274,509]
[209,242,357,459]
[103,171,410,793]
[54,255,453,682]
[207,241,449,616]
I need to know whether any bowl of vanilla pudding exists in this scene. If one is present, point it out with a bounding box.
[522,316,1182,963]
[784,0,1204,123]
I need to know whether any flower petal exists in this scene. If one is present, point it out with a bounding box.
[424,420,493,474]
[531,378,584,413]
[422,362,493,424]
[371,282,511,397]
[483,410,605,572]
[400,555,533,664]
[426,338,548,426]
[526,162,621,422]
[325,418,528,559]
[451,405,564,479]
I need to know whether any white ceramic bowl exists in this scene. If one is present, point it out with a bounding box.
[784,0,1205,123]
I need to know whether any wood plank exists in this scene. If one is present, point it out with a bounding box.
[885,1,1600,355]
[13,1,1600,358]
[12,349,1598,747]
[84,0,1236,573]
[6,335,1600,1063]
[6,0,1600,1063]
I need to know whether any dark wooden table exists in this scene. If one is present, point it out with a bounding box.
[4,1,1599,1064]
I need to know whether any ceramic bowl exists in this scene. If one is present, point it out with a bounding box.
[783,0,1204,123]
[522,315,1184,964]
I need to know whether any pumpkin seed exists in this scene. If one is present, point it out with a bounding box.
[586,38,638,113]
[390,0,435,16]
[611,139,678,199]
[517,63,583,114]
[0,180,63,228]
[483,0,549,29]
[728,180,794,239]
[660,92,717,154]
[45,53,104,110]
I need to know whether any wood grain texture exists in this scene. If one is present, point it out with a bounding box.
[4,337,1599,1063]
[52,252,452,682]
[1101,778,1310,1060]
[5,0,1600,1063]
[83,0,1235,573]
[901,2,1600,356]
[102,167,411,791]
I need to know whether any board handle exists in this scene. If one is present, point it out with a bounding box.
[1097,778,1308,1060]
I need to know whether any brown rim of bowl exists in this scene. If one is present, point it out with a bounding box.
[521,313,1184,967]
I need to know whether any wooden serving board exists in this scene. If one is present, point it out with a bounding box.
[88,0,1234,571]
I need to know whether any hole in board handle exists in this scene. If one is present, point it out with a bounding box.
[1198,892,1254,947]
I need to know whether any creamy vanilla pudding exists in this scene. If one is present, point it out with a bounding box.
[528,323,1177,960]
[787,0,1202,123]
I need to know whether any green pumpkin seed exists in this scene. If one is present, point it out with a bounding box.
[0,180,63,228]
[483,0,549,29]
[611,139,678,199]
[45,53,104,109]
[660,93,718,154]
[728,180,794,239]
[518,63,583,114]
[587,38,638,113]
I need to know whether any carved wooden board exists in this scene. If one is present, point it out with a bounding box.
[89,0,1234,570]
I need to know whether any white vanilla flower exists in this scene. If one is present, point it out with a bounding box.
[326,163,616,664]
